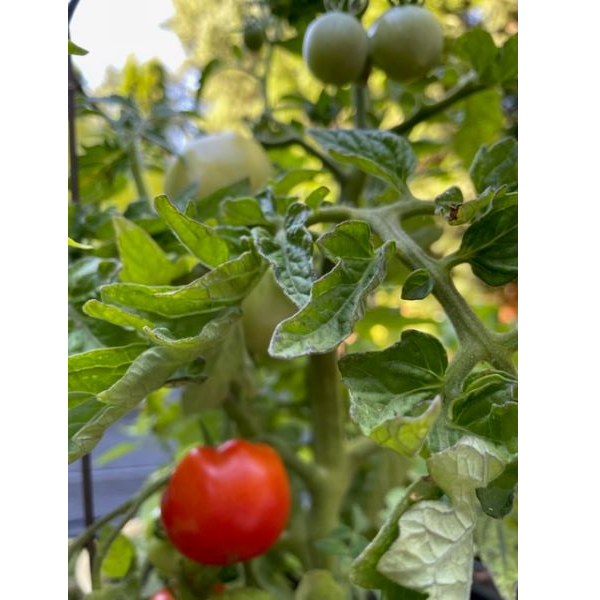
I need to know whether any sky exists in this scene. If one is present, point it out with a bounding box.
[70,0,186,89]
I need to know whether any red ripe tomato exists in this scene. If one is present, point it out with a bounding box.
[161,440,291,565]
[150,589,175,600]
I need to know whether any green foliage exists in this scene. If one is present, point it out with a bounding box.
[270,222,395,357]
[309,129,416,191]
[340,330,447,456]
[68,1,517,597]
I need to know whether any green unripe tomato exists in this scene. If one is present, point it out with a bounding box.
[243,23,265,52]
[369,5,443,82]
[164,132,273,203]
[302,12,369,86]
[242,270,296,357]
[147,537,182,577]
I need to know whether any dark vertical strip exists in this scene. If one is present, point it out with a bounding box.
[68,55,80,204]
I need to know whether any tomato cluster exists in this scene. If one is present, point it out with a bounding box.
[302,5,443,85]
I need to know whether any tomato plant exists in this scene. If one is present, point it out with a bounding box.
[161,440,291,565]
[68,0,518,598]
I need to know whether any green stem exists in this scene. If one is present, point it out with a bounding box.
[306,351,351,568]
[353,84,368,129]
[367,212,515,376]
[129,138,149,198]
[259,133,347,183]
[87,471,170,589]
[390,76,488,136]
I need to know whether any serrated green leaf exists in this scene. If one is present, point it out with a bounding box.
[452,370,518,452]
[100,530,135,578]
[340,330,447,456]
[470,138,518,194]
[350,478,441,590]
[154,194,230,268]
[69,257,120,304]
[456,194,518,286]
[269,223,394,358]
[68,311,237,462]
[68,343,149,394]
[220,197,269,226]
[113,216,189,285]
[68,40,89,55]
[377,437,509,600]
[476,458,517,519]
[475,513,518,600]
[401,269,434,300]
[83,299,155,332]
[319,220,374,260]
[309,129,416,191]
[101,250,264,318]
[253,203,314,308]
[454,29,498,78]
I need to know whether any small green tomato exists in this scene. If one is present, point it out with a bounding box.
[302,12,369,86]
[369,5,444,82]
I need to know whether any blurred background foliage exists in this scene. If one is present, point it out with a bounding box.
[71,0,517,360]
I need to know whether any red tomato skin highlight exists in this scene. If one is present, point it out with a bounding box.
[161,440,291,565]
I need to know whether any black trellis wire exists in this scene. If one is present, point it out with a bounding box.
[69,0,96,568]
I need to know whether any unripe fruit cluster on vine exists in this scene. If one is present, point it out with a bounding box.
[302,5,443,86]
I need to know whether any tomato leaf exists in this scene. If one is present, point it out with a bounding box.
[113,215,190,285]
[377,437,509,600]
[154,194,230,268]
[101,250,264,318]
[272,168,321,195]
[340,330,447,456]
[495,34,518,83]
[83,299,155,332]
[401,269,434,300]
[220,197,270,226]
[470,138,518,194]
[475,512,518,600]
[451,370,518,452]
[453,89,504,166]
[253,202,314,308]
[476,457,518,519]
[350,478,441,590]
[68,311,238,463]
[68,343,149,394]
[455,193,518,286]
[454,29,498,80]
[100,529,135,578]
[308,129,417,191]
[269,221,394,358]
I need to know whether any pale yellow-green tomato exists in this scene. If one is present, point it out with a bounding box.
[302,12,369,86]
[242,271,296,357]
[369,5,443,82]
[164,131,273,202]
